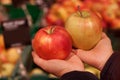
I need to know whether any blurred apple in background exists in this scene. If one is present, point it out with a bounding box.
[0,39,22,78]
[0,50,8,63]
[45,0,84,26]
[0,34,5,49]
[0,0,12,5]
[48,74,57,79]
[44,0,120,31]
[85,65,100,78]
[110,18,120,29]
[7,48,20,64]
[0,34,22,77]
[1,63,15,77]
[29,68,46,76]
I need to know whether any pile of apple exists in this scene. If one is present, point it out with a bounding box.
[45,0,120,30]
[45,0,85,26]
[0,34,21,77]
[84,0,120,29]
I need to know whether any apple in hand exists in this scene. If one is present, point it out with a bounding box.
[32,26,72,60]
[65,9,103,50]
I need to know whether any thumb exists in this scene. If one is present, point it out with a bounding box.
[75,49,97,68]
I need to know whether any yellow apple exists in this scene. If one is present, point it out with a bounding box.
[1,63,15,77]
[29,68,46,76]
[0,0,12,5]
[85,66,100,77]
[7,48,20,64]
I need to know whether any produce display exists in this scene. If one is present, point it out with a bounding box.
[45,0,84,26]
[0,0,120,80]
[0,34,21,77]
[84,0,120,29]
[45,0,120,30]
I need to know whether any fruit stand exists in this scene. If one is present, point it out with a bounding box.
[0,0,120,80]
[0,1,44,79]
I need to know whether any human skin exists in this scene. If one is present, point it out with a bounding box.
[32,51,84,77]
[32,32,113,77]
[75,32,113,70]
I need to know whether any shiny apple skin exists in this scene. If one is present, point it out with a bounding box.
[32,26,72,60]
[65,10,103,50]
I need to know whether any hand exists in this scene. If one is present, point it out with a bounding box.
[32,51,84,77]
[75,32,113,70]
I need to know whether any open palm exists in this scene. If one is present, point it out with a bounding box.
[32,51,84,77]
[75,33,113,70]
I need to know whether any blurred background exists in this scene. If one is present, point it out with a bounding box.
[0,0,120,80]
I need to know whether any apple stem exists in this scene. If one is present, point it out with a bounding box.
[77,5,90,18]
[77,11,90,18]
[50,26,55,34]
[77,6,81,11]
[46,26,55,34]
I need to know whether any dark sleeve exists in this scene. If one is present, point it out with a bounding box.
[100,52,120,80]
[60,71,99,80]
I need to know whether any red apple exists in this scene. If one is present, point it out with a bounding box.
[45,13,58,25]
[0,50,8,63]
[110,18,120,29]
[0,34,5,49]
[32,26,72,60]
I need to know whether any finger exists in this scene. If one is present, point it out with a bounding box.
[65,49,77,60]
[94,32,111,50]
[32,51,47,68]
[64,51,82,64]
[72,49,77,53]
[101,32,110,41]
[76,49,97,67]
[32,39,34,43]
[32,51,43,64]
[101,32,107,38]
